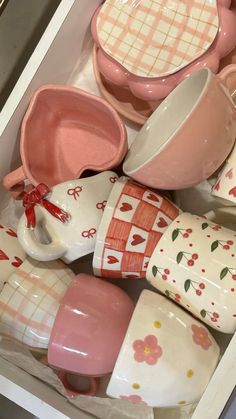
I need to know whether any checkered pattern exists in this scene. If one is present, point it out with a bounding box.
[96,0,219,77]
[0,259,73,348]
[98,181,179,279]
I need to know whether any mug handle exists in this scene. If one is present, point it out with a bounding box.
[58,371,100,397]
[218,64,236,99]
[17,211,67,262]
[2,166,27,199]
[204,206,236,225]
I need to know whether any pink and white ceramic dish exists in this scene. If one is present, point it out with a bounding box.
[93,177,180,279]
[48,274,134,393]
[212,144,236,204]
[0,224,26,292]
[3,85,127,199]
[106,289,220,407]
[92,46,160,125]
[123,65,236,190]
[91,0,236,101]
[147,211,236,333]
[17,172,116,263]
[0,258,73,348]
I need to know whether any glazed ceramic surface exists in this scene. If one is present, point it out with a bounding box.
[147,212,236,333]
[93,176,180,279]
[3,85,127,199]
[123,65,236,190]
[17,172,116,263]
[212,144,236,204]
[92,46,159,125]
[0,258,73,348]
[0,224,26,292]
[106,289,220,407]
[92,0,236,100]
[48,274,134,376]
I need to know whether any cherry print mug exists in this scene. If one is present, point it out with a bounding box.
[17,171,117,263]
[107,290,219,407]
[147,211,236,333]
[93,176,181,279]
[0,223,26,292]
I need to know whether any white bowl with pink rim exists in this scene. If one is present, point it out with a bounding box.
[106,289,220,407]
[123,65,236,190]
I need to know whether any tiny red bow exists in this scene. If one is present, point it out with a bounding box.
[23,183,70,229]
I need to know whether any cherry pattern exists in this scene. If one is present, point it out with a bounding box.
[152,265,170,281]
[176,251,199,266]
[200,309,220,324]
[201,222,221,232]
[219,266,236,280]
[184,279,205,296]
[172,228,193,241]
[164,289,181,303]
[210,239,234,252]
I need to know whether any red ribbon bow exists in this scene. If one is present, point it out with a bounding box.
[23,184,70,229]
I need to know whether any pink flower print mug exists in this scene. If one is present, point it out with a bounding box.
[147,210,236,333]
[106,290,219,407]
[17,172,117,263]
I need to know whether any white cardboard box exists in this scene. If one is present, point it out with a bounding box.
[0,1,235,418]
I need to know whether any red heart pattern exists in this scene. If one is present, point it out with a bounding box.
[226,168,233,180]
[11,256,23,268]
[157,217,168,228]
[120,202,133,212]
[0,250,9,261]
[131,234,145,246]
[147,193,159,202]
[6,229,17,237]
[107,255,119,264]
[229,186,236,197]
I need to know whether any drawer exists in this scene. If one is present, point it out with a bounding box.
[0,1,235,418]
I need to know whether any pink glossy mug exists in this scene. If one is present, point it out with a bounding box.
[48,274,134,395]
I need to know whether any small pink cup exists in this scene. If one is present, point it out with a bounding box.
[3,85,127,199]
[48,273,134,395]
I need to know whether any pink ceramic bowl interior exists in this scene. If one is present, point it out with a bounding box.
[91,0,236,101]
[21,85,127,188]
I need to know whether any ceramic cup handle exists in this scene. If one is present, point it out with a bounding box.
[2,166,27,199]
[17,211,67,262]
[58,371,100,397]
[218,64,236,101]
[204,206,236,226]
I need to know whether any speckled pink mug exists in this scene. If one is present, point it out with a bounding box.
[48,274,134,395]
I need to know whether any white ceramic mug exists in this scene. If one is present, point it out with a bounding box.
[0,258,74,348]
[17,171,117,263]
[147,209,236,333]
[107,289,220,407]
[0,224,26,292]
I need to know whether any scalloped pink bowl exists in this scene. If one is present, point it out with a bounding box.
[91,0,236,101]
[3,85,127,198]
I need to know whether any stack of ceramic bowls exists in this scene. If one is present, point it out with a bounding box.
[1,0,236,408]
